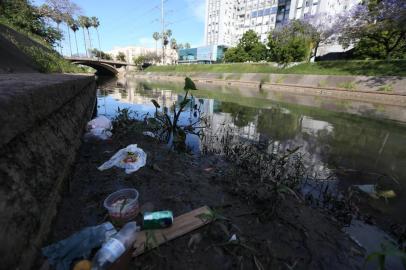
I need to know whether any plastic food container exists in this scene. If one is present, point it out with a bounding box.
[103,188,140,225]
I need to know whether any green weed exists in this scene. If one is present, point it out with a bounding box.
[338,81,357,90]
[378,84,394,92]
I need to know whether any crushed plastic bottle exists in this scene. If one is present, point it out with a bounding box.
[91,222,139,270]
[42,222,117,270]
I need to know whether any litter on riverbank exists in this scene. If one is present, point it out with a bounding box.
[39,119,369,270]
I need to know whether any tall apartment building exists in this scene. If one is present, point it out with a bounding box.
[205,0,360,49]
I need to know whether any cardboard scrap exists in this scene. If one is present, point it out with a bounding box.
[132,205,212,257]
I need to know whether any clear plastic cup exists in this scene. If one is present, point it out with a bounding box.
[103,188,140,225]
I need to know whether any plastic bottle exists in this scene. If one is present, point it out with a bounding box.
[91,222,138,270]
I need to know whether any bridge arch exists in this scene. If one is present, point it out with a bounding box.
[71,61,118,76]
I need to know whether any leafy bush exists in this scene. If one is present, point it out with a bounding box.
[91,48,113,60]
[224,30,267,63]
[224,47,249,63]
[267,20,312,66]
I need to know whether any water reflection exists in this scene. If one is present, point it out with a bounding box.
[96,76,406,225]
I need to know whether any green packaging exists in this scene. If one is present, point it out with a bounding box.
[143,210,173,229]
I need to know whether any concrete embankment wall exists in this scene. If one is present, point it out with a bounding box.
[0,74,96,270]
[133,72,406,106]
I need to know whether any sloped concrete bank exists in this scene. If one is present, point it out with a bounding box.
[132,72,406,106]
[0,73,96,270]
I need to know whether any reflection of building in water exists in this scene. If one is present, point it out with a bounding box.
[301,116,333,135]
[109,86,179,108]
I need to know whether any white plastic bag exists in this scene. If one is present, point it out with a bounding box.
[87,115,112,130]
[98,144,147,174]
[86,116,113,140]
[142,131,155,138]
[88,128,113,140]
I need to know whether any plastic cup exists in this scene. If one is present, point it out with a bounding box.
[103,188,140,225]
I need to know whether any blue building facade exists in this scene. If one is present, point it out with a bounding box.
[178,45,227,64]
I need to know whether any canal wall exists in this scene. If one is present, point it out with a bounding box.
[132,72,406,106]
[0,74,96,270]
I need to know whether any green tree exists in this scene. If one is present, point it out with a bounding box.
[116,51,126,62]
[224,47,249,62]
[267,20,312,65]
[45,0,80,55]
[224,30,267,62]
[185,42,191,49]
[302,14,336,60]
[39,4,63,53]
[338,0,406,60]
[1,0,62,45]
[91,49,111,60]
[238,30,267,61]
[133,55,146,65]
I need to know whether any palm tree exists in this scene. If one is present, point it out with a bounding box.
[44,0,81,56]
[40,4,64,54]
[69,20,80,56]
[53,11,64,55]
[83,17,93,56]
[91,16,101,59]
[64,15,74,56]
[153,32,160,54]
[170,38,177,50]
[78,16,89,57]
[162,29,172,64]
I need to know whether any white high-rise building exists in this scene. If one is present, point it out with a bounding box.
[205,0,360,53]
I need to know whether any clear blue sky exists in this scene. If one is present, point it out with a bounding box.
[33,0,206,54]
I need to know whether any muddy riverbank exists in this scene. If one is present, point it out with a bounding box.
[40,119,370,270]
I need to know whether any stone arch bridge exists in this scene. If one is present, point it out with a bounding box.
[65,57,136,76]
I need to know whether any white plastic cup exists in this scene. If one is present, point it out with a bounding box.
[103,188,140,225]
